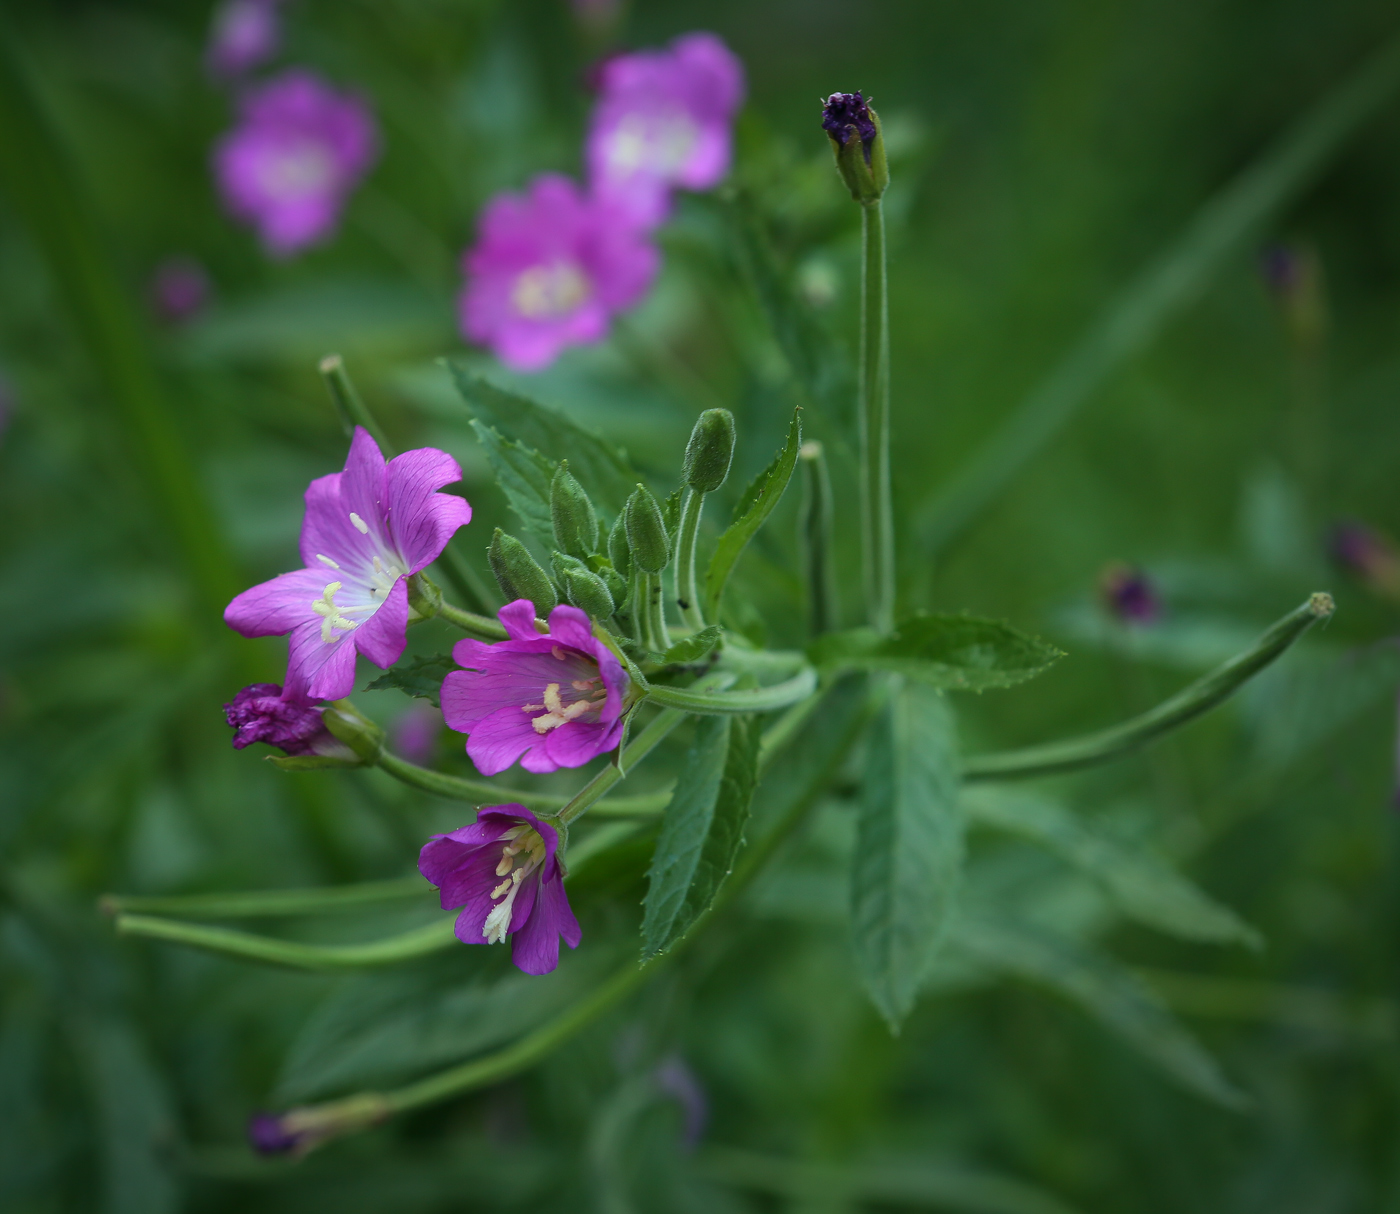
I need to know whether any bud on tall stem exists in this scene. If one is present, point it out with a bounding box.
[822,91,893,631]
[551,460,600,558]
[676,408,736,630]
[625,484,671,651]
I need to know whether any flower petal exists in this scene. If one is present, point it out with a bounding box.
[351,575,409,669]
[545,604,595,652]
[540,718,621,769]
[337,427,390,544]
[224,567,326,638]
[384,447,473,573]
[288,620,360,701]
[498,599,541,641]
[510,875,577,975]
[464,705,545,776]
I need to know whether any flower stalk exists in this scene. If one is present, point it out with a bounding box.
[799,440,837,634]
[859,197,894,632]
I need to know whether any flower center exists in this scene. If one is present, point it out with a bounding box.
[482,825,546,944]
[311,582,358,643]
[603,110,699,176]
[511,262,591,320]
[256,139,337,202]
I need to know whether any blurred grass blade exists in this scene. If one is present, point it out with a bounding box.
[917,34,1400,557]
[115,914,457,969]
[964,788,1261,948]
[852,678,963,1028]
[0,33,241,619]
[100,877,431,920]
[641,715,760,959]
[700,1147,1083,1214]
[953,917,1247,1109]
[963,593,1333,781]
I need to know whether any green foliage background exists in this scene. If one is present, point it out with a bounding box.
[2,0,1400,1210]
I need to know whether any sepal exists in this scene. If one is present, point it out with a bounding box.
[322,701,386,763]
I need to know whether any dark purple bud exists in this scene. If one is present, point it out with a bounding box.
[1098,563,1161,626]
[150,257,211,324]
[821,91,877,161]
[224,683,337,755]
[247,1112,305,1156]
[1328,519,1400,598]
[653,1055,707,1150]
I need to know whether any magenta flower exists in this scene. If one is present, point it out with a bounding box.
[419,805,581,975]
[206,0,283,80]
[150,257,211,323]
[586,32,745,227]
[458,174,658,372]
[213,69,378,257]
[223,682,352,758]
[224,427,473,701]
[442,599,629,776]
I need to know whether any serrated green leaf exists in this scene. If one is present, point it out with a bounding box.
[964,788,1261,948]
[852,679,963,1028]
[662,625,723,665]
[704,407,802,616]
[641,714,760,959]
[365,652,457,707]
[811,614,1064,690]
[469,419,555,541]
[952,916,1246,1109]
[449,366,638,513]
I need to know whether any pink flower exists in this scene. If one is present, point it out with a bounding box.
[224,428,472,701]
[206,0,283,80]
[213,69,378,257]
[419,805,581,975]
[442,599,629,776]
[586,32,745,228]
[458,174,659,372]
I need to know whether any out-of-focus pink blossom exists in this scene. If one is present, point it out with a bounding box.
[150,257,211,323]
[206,0,283,80]
[392,701,441,766]
[586,32,745,227]
[458,174,658,371]
[212,69,378,257]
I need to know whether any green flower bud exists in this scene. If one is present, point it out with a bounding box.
[321,701,385,764]
[488,528,558,612]
[552,552,616,621]
[550,460,600,559]
[682,408,737,492]
[607,511,631,578]
[625,484,670,574]
[821,92,888,204]
[601,565,628,606]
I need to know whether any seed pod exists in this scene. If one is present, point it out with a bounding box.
[552,552,616,621]
[624,484,670,574]
[550,461,600,559]
[488,528,558,612]
[682,408,737,492]
[607,512,631,578]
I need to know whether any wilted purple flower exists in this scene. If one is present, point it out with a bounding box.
[821,91,877,159]
[206,0,283,80]
[213,69,378,257]
[150,257,211,323]
[223,681,351,756]
[391,701,441,765]
[442,599,628,776]
[586,32,745,227]
[1099,562,1161,625]
[224,427,473,702]
[459,174,658,372]
[653,1056,708,1149]
[419,805,581,975]
[1328,519,1400,600]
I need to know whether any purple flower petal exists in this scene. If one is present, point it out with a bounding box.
[385,448,473,573]
[224,567,327,638]
[462,704,545,776]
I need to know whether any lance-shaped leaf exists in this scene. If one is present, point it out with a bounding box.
[469,419,556,542]
[365,652,457,707]
[641,714,761,959]
[963,788,1261,948]
[811,614,1064,691]
[662,624,723,665]
[704,408,802,616]
[450,366,638,513]
[951,916,1246,1109]
[852,679,963,1028]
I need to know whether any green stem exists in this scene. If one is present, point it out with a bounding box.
[437,600,509,640]
[100,877,428,920]
[675,487,706,630]
[963,593,1334,782]
[859,199,894,632]
[799,441,838,634]
[645,668,818,715]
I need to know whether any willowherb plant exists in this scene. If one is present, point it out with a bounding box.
[104,75,1337,1159]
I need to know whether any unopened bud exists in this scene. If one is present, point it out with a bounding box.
[601,565,628,606]
[489,529,558,612]
[821,91,888,204]
[553,552,616,621]
[321,701,385,763]
[682,408,737,492]
[608,512,632,578]
[625,484,670,573]
[551,460,600,559]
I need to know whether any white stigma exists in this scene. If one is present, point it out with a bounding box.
[349,511,370,534]
[310,582,359,644]
[481,827,546,945]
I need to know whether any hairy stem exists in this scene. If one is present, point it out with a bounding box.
[645,667,818,715]
[963,593,1334,782]
[437,600,509,640]
[675,486,706,630]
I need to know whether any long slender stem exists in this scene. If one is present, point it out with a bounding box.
[100,877,428,920]
[645,667,818,715]
[436,600,508,640]
[859,200,894,632]
[799,440,838,634]
[963,593,1334,782]
[675,487,706,630]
